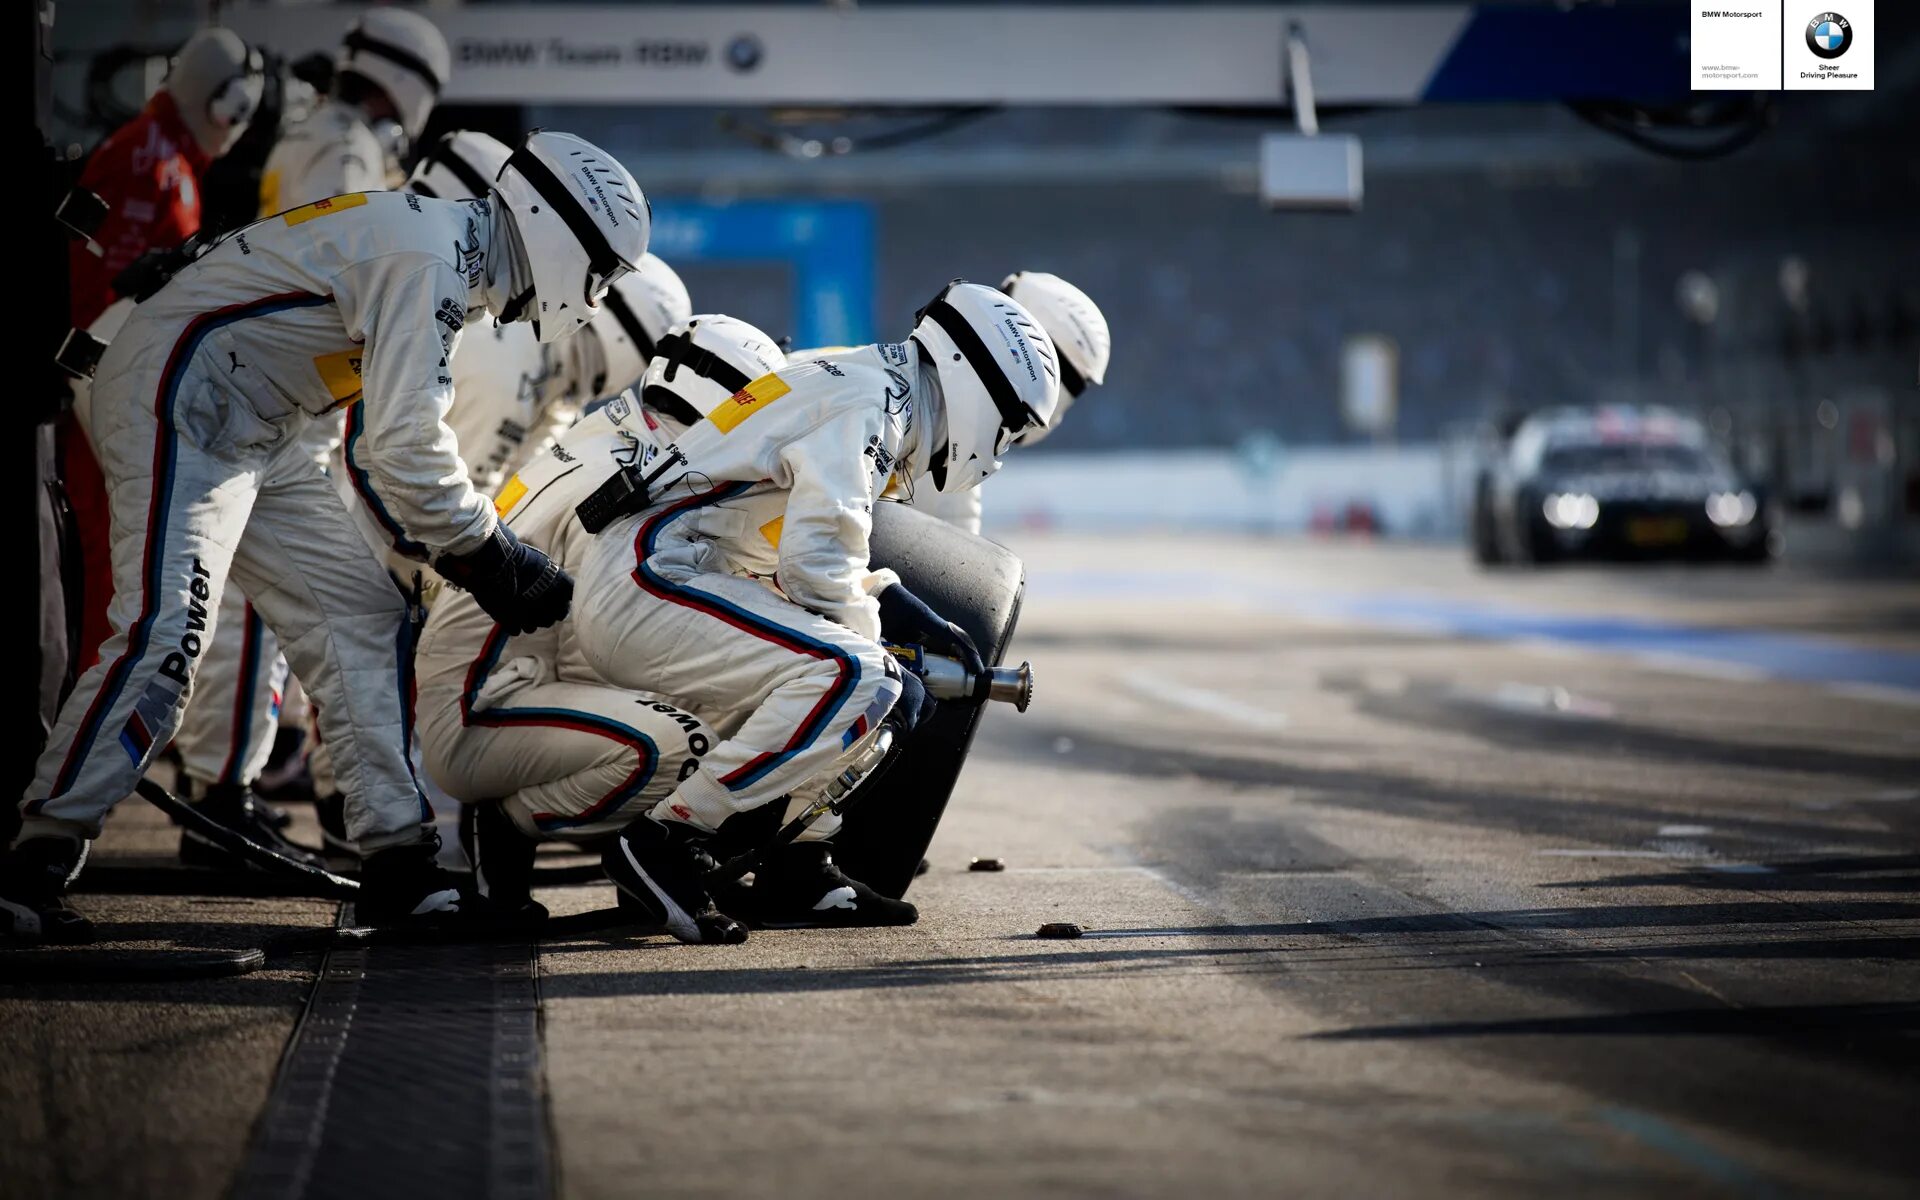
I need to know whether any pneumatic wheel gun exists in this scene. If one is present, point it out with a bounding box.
[884,643,1033,712]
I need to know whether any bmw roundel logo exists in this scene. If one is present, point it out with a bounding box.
[1805,12,1852,59]
[726,34,763,73]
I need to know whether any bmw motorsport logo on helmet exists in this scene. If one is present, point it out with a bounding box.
[1806,12,1852,59]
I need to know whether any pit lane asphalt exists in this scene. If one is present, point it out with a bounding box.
[5,535,1917,1199]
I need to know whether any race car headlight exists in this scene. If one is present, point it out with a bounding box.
[1706,491,1758,528]
[1543,492,1599,530]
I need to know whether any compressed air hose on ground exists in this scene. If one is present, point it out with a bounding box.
[0,781,640,984]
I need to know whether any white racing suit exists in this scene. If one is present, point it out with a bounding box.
[438,319,576,497]
[344,317,568,573]
[334,310,582,807]
[23,191,499,850]
[568,347,919,834]
[258,102,398,217]
[172,103,402,793]
[415,396,719,841]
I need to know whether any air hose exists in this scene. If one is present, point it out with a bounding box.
[0,783,642,984]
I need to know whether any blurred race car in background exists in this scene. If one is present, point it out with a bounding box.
[1470,406,1773,566]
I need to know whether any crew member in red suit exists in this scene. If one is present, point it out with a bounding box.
[64,28,261,668]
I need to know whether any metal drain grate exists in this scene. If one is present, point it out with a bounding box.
[233,916,550,1200]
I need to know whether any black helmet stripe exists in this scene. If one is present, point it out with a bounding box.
[410,179,440,199]
[1058,354,1088,399]
[431,138,493,200]
[922,299,1039,432]
[650,330,751,395]
[601,285,657,363]
[506,145,627,280]
[343,28,444,93]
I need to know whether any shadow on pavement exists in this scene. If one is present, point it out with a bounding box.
[537,943,1281,999]
[1070,901,1920,938]
[538,897,1920,1000]
[1304,1000,1920,1042]
[996,721,1916,855]
[1547,853,1920,894]
[1533,936,1920,963]
[1352,683,1920,786]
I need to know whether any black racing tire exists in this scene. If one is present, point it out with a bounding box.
[1470,494,1504,566]
[1516,519,1558,567]
[828,502,1026,901]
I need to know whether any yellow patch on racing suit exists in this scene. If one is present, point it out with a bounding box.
[494,475,529,518]
[312,349,364,408]
[281,192,369,226]
[709,373,791,434]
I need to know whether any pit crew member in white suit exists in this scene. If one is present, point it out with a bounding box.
[574,282,1059,943]
[314,136,692,852]
[181,132,690,853]
[340,130,693,570]
[1,131,650,944]
[413,316,784,914]
[258,7,450,213]
[166,10,453,855]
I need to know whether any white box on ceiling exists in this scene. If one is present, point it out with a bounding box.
[1259,133,1363,213]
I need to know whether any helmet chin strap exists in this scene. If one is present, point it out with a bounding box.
[498,289,534,327]
[482,200,536,325]
[569,325,608,401]
[906,344,946,486]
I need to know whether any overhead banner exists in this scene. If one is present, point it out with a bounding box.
[220,5,1692,107]
[221,5,1472,106]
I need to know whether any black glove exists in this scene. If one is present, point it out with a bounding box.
[436,524,573,635]
[876,584,983,676]
[884,667,938,739]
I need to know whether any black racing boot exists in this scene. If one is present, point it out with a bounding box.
[254,727,316,807]
[180,782,325,871]
[602,815,746,945]
[467,802,547,924]
[0,837,94,945]
[312,792,356,858]
[748,842,916,928]
[175,776,293,830]
[356,832,464,926]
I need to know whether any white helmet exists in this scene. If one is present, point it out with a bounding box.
[640,315,785,432]
[167,29,262,158]
[492,131,651,344]
[910,281,1060,493]
[338,7,450,143]
[405,130,511,200]
[1001,271,1109,397]
[590,253,693,398]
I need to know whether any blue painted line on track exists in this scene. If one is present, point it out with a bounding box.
[1030,569,1920,696]
[1594,1106,1778,1198]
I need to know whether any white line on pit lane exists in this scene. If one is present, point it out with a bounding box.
[1124,673,1289,731]
[1536,848,1775,873]
[1003,865,1164,874]
[1825,681,1920,708]
[1519,638,1781,687]
[1625,651,1770,683]
[1536,849,1692,858]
